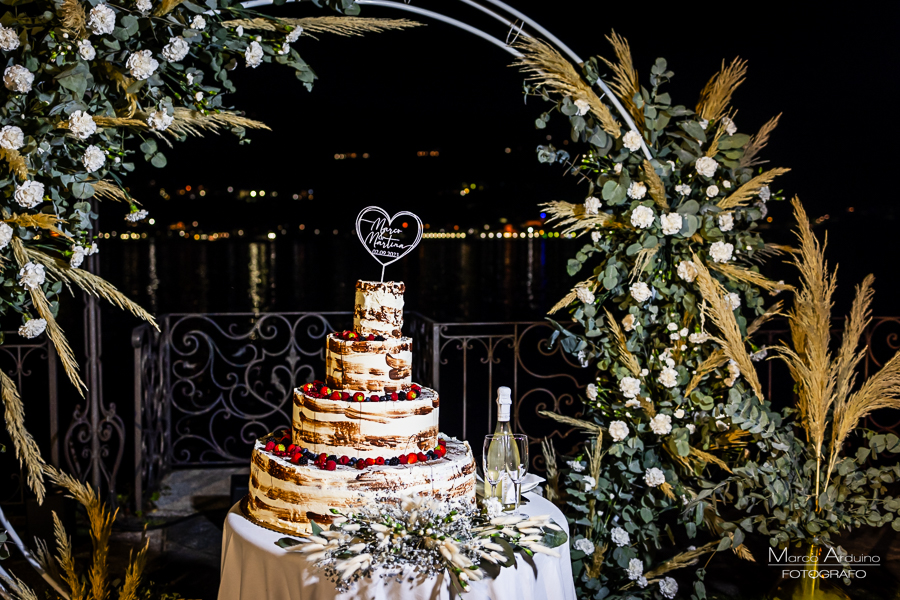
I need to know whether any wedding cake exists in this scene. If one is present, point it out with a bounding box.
[244,280,477,534]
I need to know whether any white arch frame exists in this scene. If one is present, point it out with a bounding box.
[238,0,653,160]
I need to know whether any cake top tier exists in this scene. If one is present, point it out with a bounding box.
[354,280,405,338]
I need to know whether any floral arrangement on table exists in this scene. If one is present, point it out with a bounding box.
[275,495,568,594]
[518,32,900,599]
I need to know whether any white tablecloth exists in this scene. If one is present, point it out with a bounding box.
[218,493,576,600]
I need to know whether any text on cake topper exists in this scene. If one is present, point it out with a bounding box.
[355,206,423,281]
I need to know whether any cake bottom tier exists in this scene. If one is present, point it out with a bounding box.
[245,436,476,535]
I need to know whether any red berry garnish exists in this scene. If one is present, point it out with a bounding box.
[435,446,447,458]
[339,456,349,465]
[319,386,332,396]
[390,392,399,401]
[399,454,408,464]
[330,391,341,400]
[365,457,375,466]
[325,460,337,471]
[375,457,385,466]
[366,334,375,341]
[411,384,422,392]
[417,452,427,462]
[301,382,314,393]
[275,443,286,452]
[407,391,418,400]
[370,394,380,402]
[318,453,327,461]
[407,453,418,464]
[353,392,365,402]
[290,454,302,464]
[341,392,350,400]
[265,441,276,451]
[287,444,296,452]
[356,460,366,470]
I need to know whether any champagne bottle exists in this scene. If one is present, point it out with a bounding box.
[487,386,521,509]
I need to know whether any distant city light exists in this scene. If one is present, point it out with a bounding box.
[504,147,511,153]
[227,186,234,192]
[540,212,547,219]
[148,218,156,225]
[267,232,276,240]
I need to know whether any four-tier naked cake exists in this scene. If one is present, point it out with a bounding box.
[244,280,477,534]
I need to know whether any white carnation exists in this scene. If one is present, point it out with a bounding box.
[191,15,207,30]
[709,241,733,263]
[614,162,623,174]
[147,109,173,131]
[638,577,648,589]
[77,39,96,60]
[725,292,741,310]
[609,420,629,442]
[4,65,33,93]
[591,230,602,243]
[659,577,678,600]
[18,261,45,290]
[88,4,116,36]
[644,466,665,487]
[584,196,601,215]
[286,26,302,43]
[630,282,651,303]
[82,145,105,172]
[622,313,636,332]
[245,40,263,68]
[723,117,737,136]
[586,383,598,401]
[574,538,595,555]
[723,180,732,189]
[573,98,590,116]
[0,223,11,249]
[677,260,698,283]
[0,25,20,52]
[695,156,718,178]
[699,119,709,130]
[626,558,643,580]
[622,130,643,152]
[14,180,44,208]
[625,398,642,408]
[126,209,149,222]
[70,245,87,268]
[650,413,673,435]
[627,181,647,200]
[278,43,291,56]
[689,332,709,344]
[725,359,741,386]
[0,125,24,150]
[657,368,678,389]
[660,212,682,235]
[610,526,630,547]
[619,376,641,399]
[718,212,734,232]
[575,286,595,304]
[751,346,768,362]
[18,318,47,339]
[85,242,99,255]
[136,0,152,12]
[674,408,685,419]
[583,475,596,491]
[759,185,772,201]
[163,36,190,62]
[686,423,696,434]
[126,50,159,80]
[675,183,691,195]
[706,184,719,198]
[667,323,677,331]
[630,205,654,229]
[236,25,243,37]
[566,460,585,473]
[68,110,96,139]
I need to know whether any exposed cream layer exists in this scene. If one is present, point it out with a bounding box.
[324,334,412,392]
[245,437,477,535]
[354,280,404,338]
[293,388,439,459]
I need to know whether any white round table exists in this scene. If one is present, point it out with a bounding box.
[218,492,576,600]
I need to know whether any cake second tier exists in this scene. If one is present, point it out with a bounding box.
[325,333,412,392]
[293,387,438,460]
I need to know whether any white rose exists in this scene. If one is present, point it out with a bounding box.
[723,180,732,189]
[725,292,741,310]
[660,213,682,236]
[583,475,596,491]
[163,36,190,62]
[622,313,636,332]
[718,212,734,232]
[586,383,597,401]
[14,180,44,208]
[674,408,685,419]
[191,15,207,30]
[686,423,696,434]
[622,130,643,152]
[575,286,594,304]
[126,49,159,80]
[136,0,152,12]
[566,460,585,473]
[18,318,47,339]
[759,185,771,202]
[630,205,654,229]
[677,260,698,283]
[709,241,733,263]
[67,110,97,139]
[644,466,665,487]
[77,39,96,60]
[609,420,629,442]
[650,413,673,435]
[584,196,601,215]
[695,156,718,178]
[574,538,595,555]
[627,181,647,200]
[610,526,630,547]
[4,65,33,93]
[0,125,25,150]
[88,4,116,36]
[286,26,302,43]
[626,557,643,580]
[630,282,651,303]
[614,162,623,174]
[245,40,263,68]
[0,223,12,249]
[18,261,46,290]
[659,577,678,600]
[675,183,691,195]
[0,25,20,52]
[82,145,105,172]
[574,98,590,116]
[689,332,708,344]
[147,108,173,131]
[70,245,87,268]
[723,117,737,136]
[619,376,641,399]
[706,184,719,198]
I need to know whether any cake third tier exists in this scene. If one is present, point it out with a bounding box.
[325,333,412,392]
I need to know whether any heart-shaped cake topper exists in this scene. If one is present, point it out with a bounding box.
[355,206,423,281]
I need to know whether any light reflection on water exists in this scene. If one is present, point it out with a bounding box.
[102,237,581,321]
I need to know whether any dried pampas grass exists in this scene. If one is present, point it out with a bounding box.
[540,438,559,503]
[222,16,421,39]
[0,372,47,503]
[165,108,270,139]
[604,308,641,376]
[696,58,747,123]
[58,0,86,38]
[53,511,84,600]
[548,276,595,315]
[599,31,643,128]
[741,114,781,168]
[538,410,604,435]
[642,160,668,209]
[0,148,28,180]
[717,167,790,209]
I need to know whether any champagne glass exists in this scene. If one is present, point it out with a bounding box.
[483,435,506,500]
[504,434,529,514]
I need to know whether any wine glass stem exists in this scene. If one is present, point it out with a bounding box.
[515,482,522,513]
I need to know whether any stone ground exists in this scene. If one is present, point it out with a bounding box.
[2,468,899,599]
